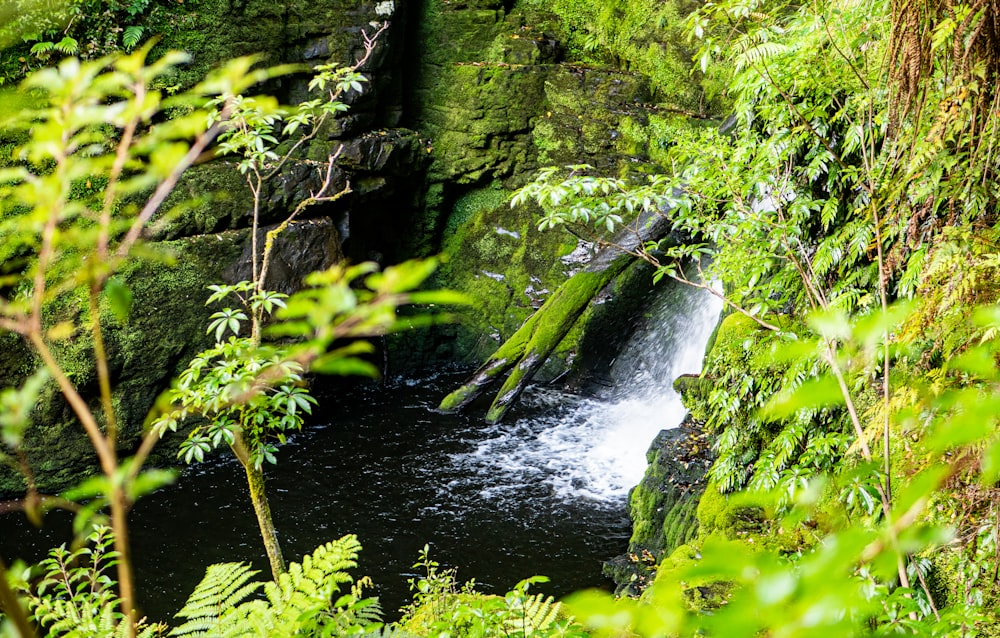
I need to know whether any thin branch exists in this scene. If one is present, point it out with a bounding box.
[261,21,389,182]
[115,122,225,261]
[258,148,347,291]
[26,333,117,475]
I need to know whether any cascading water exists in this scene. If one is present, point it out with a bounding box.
[458,280,723,502]
[0,279,721,621]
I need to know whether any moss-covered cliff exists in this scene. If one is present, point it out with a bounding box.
[0,0,711,496]
[402,0,704,370]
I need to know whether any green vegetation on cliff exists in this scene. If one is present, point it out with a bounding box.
[506,0,1000,632]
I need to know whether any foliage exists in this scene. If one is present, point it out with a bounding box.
[511,0,1000,633]
[146,21,456,583]
[0,33,458,637]
[518,0,705,109]
[399,546,582,638]
[154,282,312,470]
[11,527,165,638]
[0,45,275,632]
[156,257,459,468]
[0,0,172,83]
[170,535,381,637]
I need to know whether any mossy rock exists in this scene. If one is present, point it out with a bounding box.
[154,0,402,92]
[673,373,710,421]
[628,424,712,555]
[0,233,244,494]
[514,0,710,110]
[155,161,255,240]
[424,182,580,368]
[649,543,733,610]
[418,63,549,184]
[0,217,344,494]
[694,481,789,543]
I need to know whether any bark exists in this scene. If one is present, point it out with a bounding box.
[244,461,286,580]
[232,434,285,579]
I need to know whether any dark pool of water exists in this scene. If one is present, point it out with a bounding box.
[0,372,631,622]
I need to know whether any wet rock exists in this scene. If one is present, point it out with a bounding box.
[604,416,713,596]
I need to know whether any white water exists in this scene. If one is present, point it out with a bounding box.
[457,280,723,503]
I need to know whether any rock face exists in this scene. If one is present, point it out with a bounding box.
[604,414,713,596]
[0,0,425,493]
[1,0,707,495]
[400,0,700,372]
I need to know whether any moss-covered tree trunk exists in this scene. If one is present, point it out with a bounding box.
[244,461,285,580]
[438,267,626,422]
[440,208,676,422]
[232,435,285,579]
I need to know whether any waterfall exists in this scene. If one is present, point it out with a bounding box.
[457,280,723,502]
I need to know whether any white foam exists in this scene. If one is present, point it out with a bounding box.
[454,281,723,503]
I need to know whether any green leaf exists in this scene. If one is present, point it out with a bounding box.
[54,36,78,54]
[104,277,134,323]
[128,468,177,500]
[123,25,144,50]
[761,374,843,419]
[311,355,380,377]
[365,257,439,294]
[0,369,49,449]
[407,290,472,306]
[807,308,851,341]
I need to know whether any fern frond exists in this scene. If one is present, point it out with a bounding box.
[54,36,78,54]
[170,563,261,637]
[123,26,144,50]
[263,535,361,612]
[29,41,54,55]
[504,592,561,634]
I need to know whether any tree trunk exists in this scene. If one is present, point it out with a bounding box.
[244,460,286,580]
[440,207,677,421]
[232,435,285,579]
[437,256,628,422]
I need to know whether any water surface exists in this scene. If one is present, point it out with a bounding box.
[0,281,721,622]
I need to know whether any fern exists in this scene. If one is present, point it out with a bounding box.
[170,535,378,638]
[503,588,561,636]
[123,26,144,51]
[170,563,261,636]
[29,41,54,55]
[735,40,790,70]
[54,36,78,54]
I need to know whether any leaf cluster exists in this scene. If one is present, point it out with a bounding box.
[153,281,312,469]
[11,526,165,638]
[399,546,583,638]
[170,534,381,638]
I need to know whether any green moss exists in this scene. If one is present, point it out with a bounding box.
[695,480,772,539]
[433,181,579,366]
[0,232,245,494]
[516,0,706,109]
[646,543,732,610]
[673,374,710,420]
[156,161,253,239]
